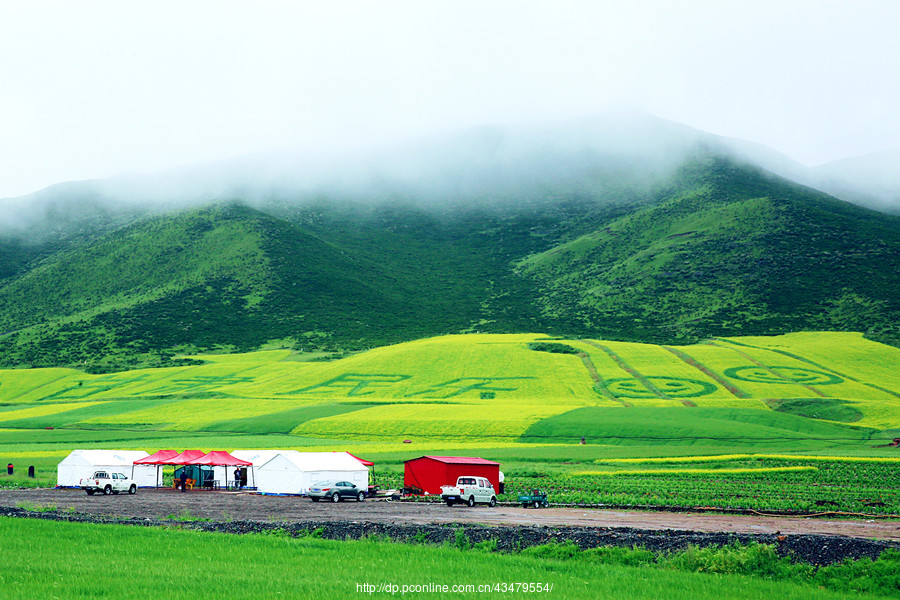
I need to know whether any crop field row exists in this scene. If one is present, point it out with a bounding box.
[0,332,898,443]
[501,458,900,515]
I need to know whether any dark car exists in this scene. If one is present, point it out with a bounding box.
[308,480,366,502]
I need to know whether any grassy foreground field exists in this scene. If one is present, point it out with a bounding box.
[1,518,896,600]
[0,332,898,513]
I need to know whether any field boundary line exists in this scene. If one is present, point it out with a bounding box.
[662,346,751,398]
[573,348,632,407]
[714,338,900,401]
[582,341,696,407]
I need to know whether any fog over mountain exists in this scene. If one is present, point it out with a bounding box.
[1,112,897,238]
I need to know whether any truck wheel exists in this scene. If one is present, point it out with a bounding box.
[467,496,475,507]
[311,497,319,502]
[103,485,112,495]
[533,500,540,508]
[542,501,549,508]
[129,485,137,495]
[357,492,365,502]
[331,492,341,502]
[86,489,95,496]
[446,499,454,507]
[489,496,497,507]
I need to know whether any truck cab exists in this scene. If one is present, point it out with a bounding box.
[441,476,497,507]
[80,471,136,496]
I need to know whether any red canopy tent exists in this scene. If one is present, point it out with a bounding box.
[186,451,253,489]
[134,450,180,464]
[132,450,179,486]
[168,450,207,464]
[165,450,207,490]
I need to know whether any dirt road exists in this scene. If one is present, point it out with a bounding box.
[3,487,898,541]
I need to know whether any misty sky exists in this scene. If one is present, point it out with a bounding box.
[1,0,898,199]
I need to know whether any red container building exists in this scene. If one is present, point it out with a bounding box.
[403,456,500,495]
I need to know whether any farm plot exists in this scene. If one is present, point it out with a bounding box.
[674,345,830,402]
[290,402,579,442]
[0,401,102,425]
[504,457,900,515]
[602,341,764,408]
[716,333,900,429]
[83,396,334,431]
[0,367,84,403]
[273,334,595,404]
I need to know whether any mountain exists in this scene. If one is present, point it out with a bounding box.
[0,114,899,370]
[517,156,900,343]
[811,149,900,214]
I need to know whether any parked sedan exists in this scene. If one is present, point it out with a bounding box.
[308,480,365,502]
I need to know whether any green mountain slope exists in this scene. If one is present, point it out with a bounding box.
[0,202,523,369]
[0,155,899,370]
[516,158,900,344]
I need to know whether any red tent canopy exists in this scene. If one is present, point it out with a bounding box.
[186,450,252,466]
[344,452,374,467]
[167,450,208,465]
[133,450,180,465]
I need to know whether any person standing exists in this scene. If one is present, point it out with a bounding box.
[233,467,242,490]
[179,470,187,493]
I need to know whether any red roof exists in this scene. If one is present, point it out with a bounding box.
[186,450,252,466]
[133,450,180,465]
[344,452,374,467]
[167,450,208,465]
[408,456,500,466]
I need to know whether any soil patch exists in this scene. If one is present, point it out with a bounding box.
[2,487,898,565]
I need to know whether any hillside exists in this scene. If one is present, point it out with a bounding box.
[0,120,899,368]
[0,333,897,441]
[0,203,515,369]
[517,158,900,344]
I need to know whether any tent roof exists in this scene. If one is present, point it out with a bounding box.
[230,450,284,465]
[134,450,180,465]
[407,455,500,466]
[186,450,252,466]
[232,450,373,468]
[261,451,369,472]
[167,450,208,465]
[59,449,150,466]
[345,452,374,467]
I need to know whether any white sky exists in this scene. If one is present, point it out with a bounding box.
[1,0,899,198]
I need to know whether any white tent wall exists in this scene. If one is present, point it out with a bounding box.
[256,452,369,495]
[231,450,285,489]
[57,450,159,487]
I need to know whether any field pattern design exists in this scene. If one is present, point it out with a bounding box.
[0,333,898,438]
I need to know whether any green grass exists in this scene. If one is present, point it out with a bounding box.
[0,517,893,600]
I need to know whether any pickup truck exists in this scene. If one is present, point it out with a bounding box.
[441,476,497,507]
[79,471,137,496]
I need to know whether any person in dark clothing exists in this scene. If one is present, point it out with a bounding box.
[179,470,187,492]
[233,467,242,490]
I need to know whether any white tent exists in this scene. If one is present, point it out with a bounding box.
[57,449,160,487]
[255,451,369,495]
[230,449,286,489]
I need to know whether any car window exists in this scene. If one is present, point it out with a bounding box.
[96,472,108,478]
[459,478,476,485]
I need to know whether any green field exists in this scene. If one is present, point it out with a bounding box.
[2,518,897,600]
[1,332,899,514]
